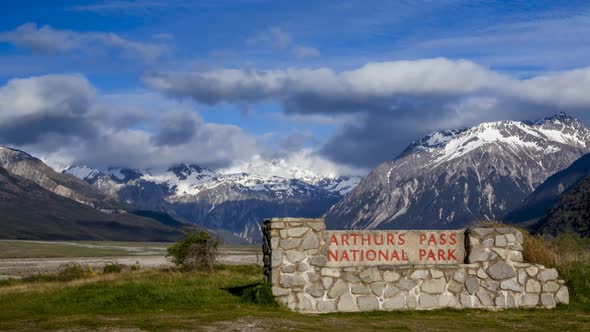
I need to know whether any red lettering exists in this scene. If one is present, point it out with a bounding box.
[329,234,338,246]
[398,233,405,245]
[327,250,338,261]
[341,250,350,261]
[366,250,376,261]
[438,249,445,260]
[450,233,457,245]
[361,233,371,245]
[351,249,358,261]
[341,234,350,246]
[378,250,388,261]
[351,234,359,245]
[374,234,384,245]
[420,233,427,245]
[440,233,447,245]
[391,250,400,261]
[427,249,436,261]
[387,233,395,245]
[448,249,457,261]
[428,234,437,245]
[419,249,426,260]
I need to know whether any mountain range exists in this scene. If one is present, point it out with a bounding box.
[325,113,590,231]
[64,161,361,243]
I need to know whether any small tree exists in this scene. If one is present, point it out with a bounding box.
[167,226,220,271]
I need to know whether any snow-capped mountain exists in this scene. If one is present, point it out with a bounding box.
[325,113,590,230]
[65,160,361,242]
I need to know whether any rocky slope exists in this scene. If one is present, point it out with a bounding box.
[325,113,590,230]
[66,162,361,243]
[507,152,590,223]
[0,146,121,211]
[534,175,590,237]
[0,166,181,241]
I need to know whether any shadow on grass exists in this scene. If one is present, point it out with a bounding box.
[225,282,278,306]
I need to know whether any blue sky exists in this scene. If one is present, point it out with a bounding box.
[1,1,590,173]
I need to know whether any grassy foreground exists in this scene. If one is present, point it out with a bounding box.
[0,265,589,332]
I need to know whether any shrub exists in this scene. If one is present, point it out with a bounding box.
[103,262,123,274]
[241,283,277,306]
[522,233,559,268]
[57,263,95,281]
[167,227,220,271]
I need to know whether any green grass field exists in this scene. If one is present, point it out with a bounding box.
[0,265,589,331]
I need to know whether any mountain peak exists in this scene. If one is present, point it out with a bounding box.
[534,112,578,125]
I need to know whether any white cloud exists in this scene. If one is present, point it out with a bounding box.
[294,46,320,59]
[0,23,168,62]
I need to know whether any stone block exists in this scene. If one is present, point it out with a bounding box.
[505,233,516,243]
[476,288,493,306]
[430,269,445,279]
[538,268,558,282]
[371,282,385,296]
[555,286,569,304]
[487,261,517,280]
[398,278,418,291]
[500,279,522,292]
[476,268,488,279]
[359,268,382,283]
[272,287,290,296]
[301,232,319,250]
[520,294,539,307]
[272,249,284,268]
[518,269,527,285]
[357,296,379,311]
[321,277,333,290]
[280,238,302,250]
[471,228,494,237]
[482,280,499,292]
[285,250,306,263]
[525,266,538,277]
[317,300,336,312]
[439,293,460,308]
[407,294,418,309]
[495,235,507,247]
[543,281,560,293]
[271,238,279,249]
[307,283,325,298]
[383,294,406,310]
[541,293,556,308]
[344,273,360,283]
[297,293,314,311]
[383,270,401,282]
[309,255,327,267]
[307,221,325,232]
[419,294,438,309]
[422,278,446,294]
[327,279,348,298]
[384,286,401,298]
[468,248,498,263]
[351,285,371,295]
[448,281,465,293]
[287,227,309,237]
[282,265,296,273]
[453,270,467,283]
[526,279,541,293]
[410,269,430,279]
[321,268,341,278]
[280,275,306,288]
[298,263,309,272]
[465,277,479,294]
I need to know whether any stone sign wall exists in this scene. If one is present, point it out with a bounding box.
[262,218,569,313]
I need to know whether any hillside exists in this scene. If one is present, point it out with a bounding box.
[0,166,181,241]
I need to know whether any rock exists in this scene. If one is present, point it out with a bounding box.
[287,227,308,237]
[285,250,306,263]
[476,268,488,279]
[495,293,516,308]
[468,248,498,263]
[309,255,327,267]
[482,280,499,292]
[509,251,523,262]
[500,279,522,292]
[465,277,479,294]
[383,271,401,282]
[487,261,517,280]
[321,277,333,290]
[538,268,558,282]
[279,229,287,239]
[460,294,478,308]
[272,249,283,267]
[482,238,495,248]
[344,273,360,283]
[525,279,541,293]
[338,293,358,312]
[555,286,569,304]
[448,281,465,293]
[371,282,385,296]
[301,232,319,250]
[280,275,306,288]
[384,286,401,298]
[439,293,460,308]
[271,238,279,249]
[476,288,493,306]
[407,294,418,309]
[505,233,516,243]
[282,265,296,273]
[307,221,325,231]
[520,294,539,307]
[359,268,382,283]
[453,270,467,283]
[542,281,559,293]
[398,278,418,291]
[298,263,309,272]
[471,228,494,237]
[351,285,371,295]
[307,283,325,297]
[383,294,406,310]
[518,269,527,285]
[430,269,445,279]
[280,238,303,249]
[495,235,507,247]
[297,293,314,311]
[525,266,539,277]
[541,293,556,308]
[410,269,429,279]
[321,268,341,278]
[516,231,524,244]
[419,294,438,309]
[421,278,446,294]
[317,301,336,312]
[357,296,380,311]
[272,287,290,296]
[468,235,480,245]
[327,279,348,298]
[308,273,320,283]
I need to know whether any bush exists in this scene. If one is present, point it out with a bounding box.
[241,283,277,306]
[103,262,123,274]
[522,233,559,268]
[167,227,220,271]
[57,263,95,281]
